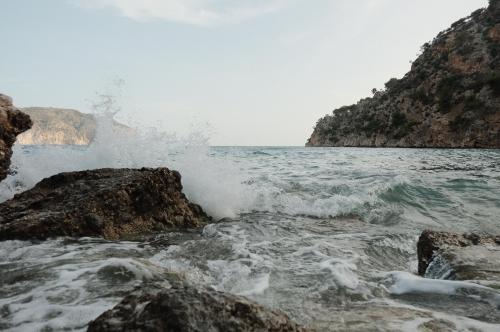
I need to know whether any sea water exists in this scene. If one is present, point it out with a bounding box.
[1,139,500,331]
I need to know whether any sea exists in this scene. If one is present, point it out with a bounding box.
[0,125,499,331]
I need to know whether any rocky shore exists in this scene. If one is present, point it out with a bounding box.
[1,93,499,330]
[0,167,210,241]
[307,0,500,148]
[417,230,500,282]
[0,94,32,180]
[0,94,311,331]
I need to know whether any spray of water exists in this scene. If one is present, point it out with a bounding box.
[0,83,422,221]
[0,85,252,219]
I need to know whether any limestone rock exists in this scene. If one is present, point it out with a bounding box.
[0,167,210,241]
[0,94,32,181]
[308,0,500,148]
[87,284,310,332]
[17,107,132,145]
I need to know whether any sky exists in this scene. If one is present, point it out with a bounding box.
[0,0,488,146]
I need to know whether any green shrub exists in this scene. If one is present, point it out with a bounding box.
[384,78,400,91]
[410,88,431,104]
[389,112,419,139]
[420,42,431,53]
[455,31,475,56]
[391,111,407,128]
[457,43,475,56]
[437,75,463,113]
[363,115,383,135]
[451,18,467,29]
[449,113,473,131]
[449,95,490,131]
[439,52,449,63]
[485,72,500,96]
[488,42,500,58]
[463,95,485,111]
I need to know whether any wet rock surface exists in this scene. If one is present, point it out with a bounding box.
[417,230,500,280]
[0,167,211,241]
[0,94,32,181]
[87,284,310,332]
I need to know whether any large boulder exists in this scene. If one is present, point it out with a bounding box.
[307,1,500,148]
[0,94,32,181]
[417,230,500,281]
[0,167,210,241]
[87,284,310,332]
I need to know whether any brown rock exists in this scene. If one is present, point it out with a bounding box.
[0,167,211,241]
[87,284,310,332]
[0,94,32,181]
[417,230,500,277]
[488,23,500,41]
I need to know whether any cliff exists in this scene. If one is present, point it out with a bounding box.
[0,94,32,181]
[307,0,500,148]
[17,107,131,145]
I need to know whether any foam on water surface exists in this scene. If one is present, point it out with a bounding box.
[384,271,498,297]
[1,109,500,330]
[0,239,164,331]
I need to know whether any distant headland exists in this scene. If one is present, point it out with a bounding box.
[17,107,131,145]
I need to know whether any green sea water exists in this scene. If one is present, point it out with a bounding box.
[1,146,499,331]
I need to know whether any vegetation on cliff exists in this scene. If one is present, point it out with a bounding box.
[307,0,500,148]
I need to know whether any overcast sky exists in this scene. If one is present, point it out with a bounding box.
[1,0,488,145]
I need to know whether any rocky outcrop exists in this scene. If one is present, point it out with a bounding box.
[308,0,500,148]
[0,94,32,181]
[417,230,500,280]
[87,284,310,332]
[17,107,131,145]
[0,168,210,241]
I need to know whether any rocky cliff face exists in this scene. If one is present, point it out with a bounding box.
[0,94,32,181]
[17,107,130,145]
[308,0,500,148]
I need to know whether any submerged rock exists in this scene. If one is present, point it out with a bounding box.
[0,94,32,181]
[417,230,500,281]
[87,284,310,332]
[0,168,210,241]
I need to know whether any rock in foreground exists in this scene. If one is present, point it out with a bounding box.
[417,230,500,281]
[87,285,310,332]
[0,168,210,241]
[0,94,32,181]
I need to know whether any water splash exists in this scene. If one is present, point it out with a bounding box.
[0,87,252,219]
